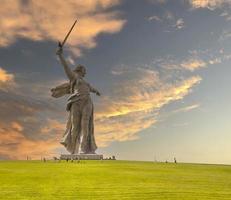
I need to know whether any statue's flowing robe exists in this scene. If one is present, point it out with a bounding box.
[51,79,97,154]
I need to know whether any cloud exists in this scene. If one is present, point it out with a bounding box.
[147,15,162,22]
[94,67,201,146]
[147,12,185,31]
[172,104,200,113]
[174,18,185,29]
[208,58,222,64]
[165,11,175,20]
[0,122,59,160]
[0,0,126,56]
[0,67,16,90]
[41,119,65,135]
[220,11,231,21]
[180,58,207,71]
[153,55,208,72]
[11,122,24,132]
[0,68,14,82]
[219,30,231,41]
[0,94,64,159]
[188,0,231,10]
[96,112,157,147]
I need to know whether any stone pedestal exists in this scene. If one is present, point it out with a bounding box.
[60,154,103,160]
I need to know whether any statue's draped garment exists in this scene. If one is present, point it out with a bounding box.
[51,76,97,154]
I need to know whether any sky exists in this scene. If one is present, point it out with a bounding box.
[0,0,231,164]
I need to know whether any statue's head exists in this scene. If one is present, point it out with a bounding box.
[74,64,86,77]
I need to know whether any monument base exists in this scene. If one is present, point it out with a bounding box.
[60,154,103,160]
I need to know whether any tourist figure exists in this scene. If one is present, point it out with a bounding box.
[174,157,177,164]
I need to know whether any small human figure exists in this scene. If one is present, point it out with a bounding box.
[174,157,177,164]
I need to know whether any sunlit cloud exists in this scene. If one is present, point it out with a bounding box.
[0,123,59,160]
[0,0,126,56]
[0,68,14,82]
[152,55,208,72]
[208,58,222,64]
[0,67,16,91]
[96,111,157,147]
[94,67,202,146]
[172,103,200,113]
[41,119,65,135]
[0,102,68,159]
[11,122,24,132]
[188,0,231,10]
[180,58,207,71]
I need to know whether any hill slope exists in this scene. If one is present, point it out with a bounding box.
[0,160,231,199]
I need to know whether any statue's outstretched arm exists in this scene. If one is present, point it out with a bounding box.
[89,84,101,96]
[56,48,75,80]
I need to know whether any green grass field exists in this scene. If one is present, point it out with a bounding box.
[0,160,231,200]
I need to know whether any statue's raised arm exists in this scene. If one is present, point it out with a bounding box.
[56,47,76,81]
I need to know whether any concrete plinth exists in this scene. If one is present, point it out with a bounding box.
[60,154,103,160]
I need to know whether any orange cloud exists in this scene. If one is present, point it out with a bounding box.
[0,121,60,159]
[94,69,202,147]
[0,67,16,90]
[0,0,126,55]
[96,112,156,147]
[11,122,24,132]
[180,59,206,71]
[189,0,230,9]
[41,119,65,135]
[0,68,14,82]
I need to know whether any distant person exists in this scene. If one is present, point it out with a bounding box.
[174,157,177,164]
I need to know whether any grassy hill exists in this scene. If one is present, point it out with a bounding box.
[0,160,231,200]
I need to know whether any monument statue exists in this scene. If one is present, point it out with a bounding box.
[50,20,101,157]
